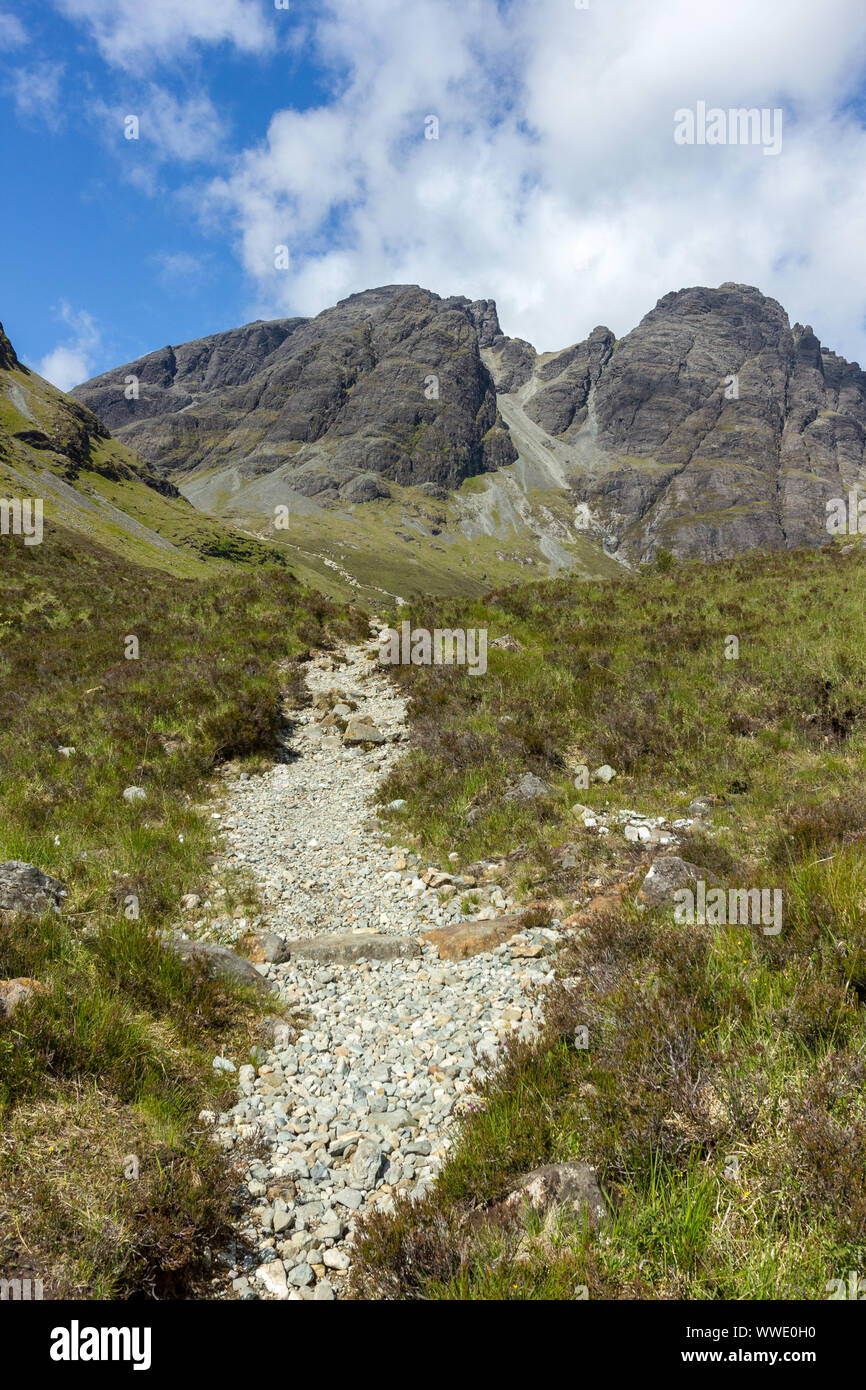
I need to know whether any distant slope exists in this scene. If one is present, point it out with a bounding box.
[0,321,288,578]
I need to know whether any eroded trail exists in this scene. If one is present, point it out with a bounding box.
[208,629,560,1300]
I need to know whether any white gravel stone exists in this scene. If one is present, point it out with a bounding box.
[209,629,553,1301]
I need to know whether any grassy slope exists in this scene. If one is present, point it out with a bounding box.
[0,522,365,1297]
[1,359,289,578]
[179,462,623,606]
[351,542,866,1299]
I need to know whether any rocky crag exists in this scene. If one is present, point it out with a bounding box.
[74,283,866,567]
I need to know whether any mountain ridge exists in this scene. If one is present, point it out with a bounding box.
[70,281,866,578]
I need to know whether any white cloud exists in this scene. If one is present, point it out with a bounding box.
[35,304,101,391]
[136,86,225,162]
[204,0,866,364]
[86,85,227,191]
[52,0,273,71]
[151,249,212,291]
[7,62,65,125]
[0,12,27,48]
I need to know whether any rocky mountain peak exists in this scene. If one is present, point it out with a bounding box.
[70,281,866,571]
[73,285,517,500]
[0,321,20,372]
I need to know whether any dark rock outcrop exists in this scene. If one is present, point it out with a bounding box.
[525,326,615,436]
[571,284,866,563]
[0,861,67,919]
[74,286,518,498]
[0,321,20,372]
[73,281,866,566]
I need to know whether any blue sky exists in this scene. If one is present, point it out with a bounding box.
[3,0,866,389]
[1,1,327,377]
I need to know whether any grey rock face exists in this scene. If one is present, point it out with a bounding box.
[73,281,866,567]
[573,284,866,563]
[0,861,67,918]
[525,326,615,436]
[73,286,517,498]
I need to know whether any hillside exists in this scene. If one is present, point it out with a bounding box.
[345,542,866,1300]
[0,322,289,578]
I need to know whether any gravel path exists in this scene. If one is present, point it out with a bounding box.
[206,628,561,1300]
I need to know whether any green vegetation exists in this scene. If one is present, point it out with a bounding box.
[1,360,291,578]
[182,467,621,606]
[0,522,365,1297]
[351,544,866,1299]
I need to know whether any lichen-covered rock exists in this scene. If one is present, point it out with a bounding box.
[503,1161,607,1230]
[637,855,719,907]
[238,930,290,964]
[0,977,49,1019]
[421,914,524,960]
[0,861,67,919]
[504,773,551,803]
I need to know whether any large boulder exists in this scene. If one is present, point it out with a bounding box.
[637,855,719,907]
[0,861,67,919]
[503,1161,607,1230]
[343,718,386,744]
[165,939,277,994]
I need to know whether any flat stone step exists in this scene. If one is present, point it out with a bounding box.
[283,933,421,964]
[421,913,524,960]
